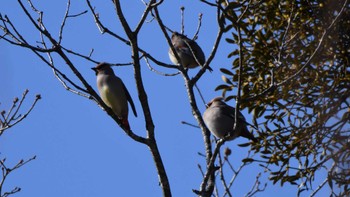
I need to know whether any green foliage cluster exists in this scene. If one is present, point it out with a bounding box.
[218,0,350,195]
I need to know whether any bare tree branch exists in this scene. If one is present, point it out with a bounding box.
[112,1,172,196]
[218,152,232,197]
[244,173,267,197]
[191,3,225,85]
[86,0,177,70]
[144,56,180,76]
[193,13,203,40]
[0,91,38,196]
[0,90,41,135]
[180,6,185,34]
[0,156,36,197]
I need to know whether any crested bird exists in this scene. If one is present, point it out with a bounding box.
[92,62,137,130]
[168,31,213,72]
[203,97,257,142]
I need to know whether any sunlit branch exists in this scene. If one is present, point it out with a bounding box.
[194,83,207,107]
[144,56,180,76]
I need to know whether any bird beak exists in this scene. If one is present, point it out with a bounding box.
[205,104,209,109]
[91,67,98,75]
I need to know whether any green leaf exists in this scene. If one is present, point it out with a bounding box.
[242,158,255,163]
[261,150,272,154]
[215,84,232,91]
[221,75,233,85]
[220,68,234,76]
[238,142,251,147]
[328,176,333,189]
[225,38,235,44]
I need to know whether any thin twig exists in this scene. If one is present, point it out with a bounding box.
[153,7,185,73]
[244,173,267,197]
[86,0,177,70]
[181,121,200,128]
[309,162,336,197]
[194,83,207,107]
[276,2,295,68]
[183,39,209,71]
[61,46,99,64]
[236,0,253,23]
[4,97,18,122]
[218,152,233,197]
[0,156,36,196]
[135,0,155,34]
[37,15,92,99]
[8,90,29,122]
[180,6,185,34]
[58,0,71,43]
[233,24,243,138]
[144,56,180,76]
[198,164,205,177]
[199,0,217,7]
[0,91,41,135]
[193,13,203,40]
[199,139,225,195]
[223,159,246,196]
[191,5,224,85]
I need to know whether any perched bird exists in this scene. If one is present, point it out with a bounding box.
[168,31,213,72]
[92,62,137,130]
[203,97,257,142]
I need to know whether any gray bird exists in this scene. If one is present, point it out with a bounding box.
[168,32,213,72]
[203,97,257,142]
[92,62,137,130]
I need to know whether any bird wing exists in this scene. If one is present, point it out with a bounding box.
[176,44,192,56]
[122,83,138,117]
[223,105,258,130]
[189,41,206,65]
[179,39,204,62]
[173,36,195,56]
[220,104,247,122]
[184,38,211,71]
[220,104,257,142]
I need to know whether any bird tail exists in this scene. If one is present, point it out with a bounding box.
[241,128,258,143]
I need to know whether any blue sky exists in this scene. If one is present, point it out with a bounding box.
[0,1,329,196]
